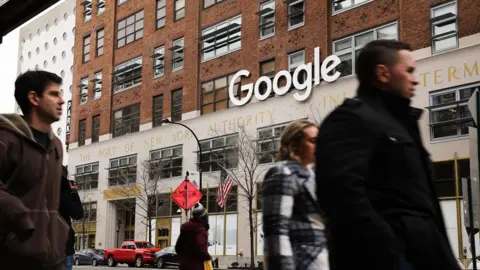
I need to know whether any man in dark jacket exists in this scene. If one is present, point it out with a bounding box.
[175,203,211,270]
[315,40,460,270]
[59,166,84,270]
[0,70,68,270]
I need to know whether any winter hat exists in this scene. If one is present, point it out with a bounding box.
[192,203,207,218]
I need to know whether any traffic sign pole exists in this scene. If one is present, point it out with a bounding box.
[185,174,189,219]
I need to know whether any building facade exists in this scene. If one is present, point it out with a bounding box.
[16,0,76,165]
[69,0,480,266]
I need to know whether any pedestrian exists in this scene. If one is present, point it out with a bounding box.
[261,119,328,270]
[0,70,68,270]
[175,203,212,270]
[59,166,84,270]
[315,39,460,270]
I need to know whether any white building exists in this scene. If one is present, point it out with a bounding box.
[16,0,76,165]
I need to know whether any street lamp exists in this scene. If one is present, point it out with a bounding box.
[161,118,203,190]
[116,219,121,248]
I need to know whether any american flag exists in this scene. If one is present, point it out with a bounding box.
[217,168,233,208]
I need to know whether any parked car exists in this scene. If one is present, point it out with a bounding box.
[73,249,105,266]
[155,246,179,268]
[104,240,161,268]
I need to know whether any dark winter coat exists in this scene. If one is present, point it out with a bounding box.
[59,170,84,256]
[0,114,69,270]
[315,87,461,270]
[175,218,211,270]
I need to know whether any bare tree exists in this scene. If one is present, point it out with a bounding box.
[109,159,168,244]
[73,187,95,249]
[212,126,268,269]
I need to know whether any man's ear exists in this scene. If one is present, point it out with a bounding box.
[376,64,390,84]
[27,91,40,106]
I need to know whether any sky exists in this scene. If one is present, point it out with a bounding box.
[0,0,66,114]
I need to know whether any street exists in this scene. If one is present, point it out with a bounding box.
[73,265,171,270]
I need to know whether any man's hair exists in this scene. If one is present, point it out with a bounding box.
[356,39,412,87]
[14,70,62,115]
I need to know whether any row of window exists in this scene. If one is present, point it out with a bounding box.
[333,1,458,77]
[80,71,103,105]
[79,38,184,105]
[77,79,478,148]
[75,121,290,191]
[78,89,183,143]
[82,0,105,22]
[78,115,100,146]
[80,2,459,105]
[82,28,104,63]
[75,156,469,205]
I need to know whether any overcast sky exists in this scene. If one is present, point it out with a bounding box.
[0,0,66,114]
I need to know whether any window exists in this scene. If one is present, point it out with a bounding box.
[80,77,89,105]
[113,103,140,137]
[171,89,183,122]
[92,115,100,143]
[172,38,184,71]
[201,15,242,61]
[153,46,165,77]
[202,187,237,256]
[93,71,102,99]
[150,145,183,178]
[83,202,97,221]
[201,74,240,114]
[75,163,99,190]
[333,0,370,13]
[113,57,142,93]
[288,0,305,29]
[96,28,104,56]
[428,84,478,140]
[288,50,306,87]
[82,0,92,22]
[153,95,164,127]
[154,193,181,217]
[259,59,276,97]
[117,10,144,48]
[259,1,275,39]
[430,2,458,53]
[156,0,166,29]
[432,159,469,198]
[204,0,224,8]
[257,123,289,164]
[174,0,185,21]
[78,119,87,146]
[108,155,138,186]
[333,22,398,77]
[200,134,239,172]
[97,0,105,15]
[83,35,91,63]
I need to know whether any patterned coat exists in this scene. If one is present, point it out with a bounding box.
[261,161,328,270]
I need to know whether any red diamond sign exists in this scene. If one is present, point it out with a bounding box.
[171,180,202,210]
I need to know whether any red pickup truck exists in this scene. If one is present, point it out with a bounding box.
[104,240,161,268]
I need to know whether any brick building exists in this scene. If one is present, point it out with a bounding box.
[68,0,480,266]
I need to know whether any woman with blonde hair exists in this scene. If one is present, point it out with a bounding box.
[261,119,328,270]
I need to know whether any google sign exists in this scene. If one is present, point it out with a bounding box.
[228,47,342,106]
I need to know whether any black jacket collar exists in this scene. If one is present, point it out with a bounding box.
[357,86,423,121]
